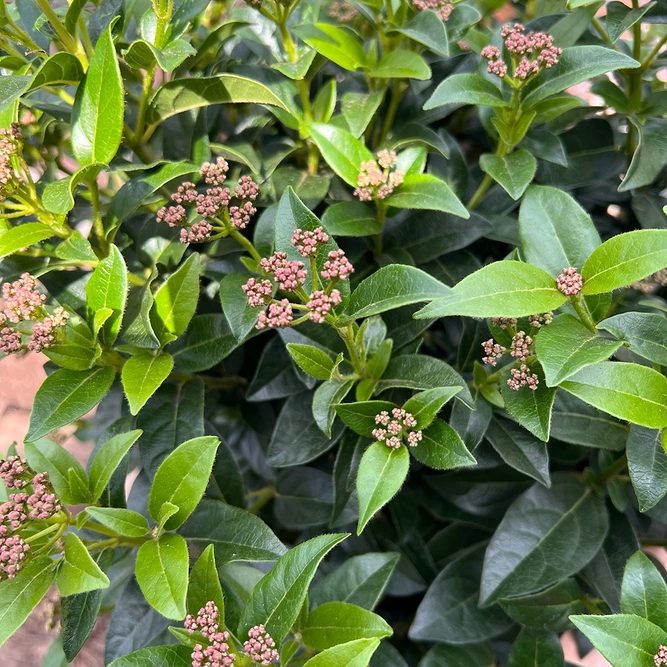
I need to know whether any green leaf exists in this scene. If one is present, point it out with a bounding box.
[71,22,123,165]
[392,9,448,57]
[410,546,513,644]
[123,38,196,72]
[107,646,192,667]
[302,602,392,650]
[571,614,667,667]
[150,254,200,343]
[606,1,656,42]
[347,264,450,320]
[370,50,430,79]
[310,552,400,610]
[619,118,667,192]
[29,51,84,90]
[375,355,473,407]
[521,46,639,109]
[321,201,381,236]
[187,545,225,617]
[0,556,56,647]
[57,534,110,596]
[85,245,128,347]
[84,507,150,537]
[415,261,566,319]
[410,418,476,470]
[313,380,355,437]
[582,230,667,295]
[479,150,537,200]
[622,551,667,631]
[627,426,667,512]
[42,164,106,215]
[403,387,462,430]
[479,474,608,606]
[27,367,115,442]
[424,73,510,110]
[519,185,601,278]
[535,314,623,386]
[486,418,551,486]
[302,639,381,667]
[419,644,496,667]
[357,442,410,534]
[0,223,53,258]
[55,230,97,262]
[560,362,667,429]
[169,314,238,373]
[219,272,261,342]
[122,353,174,415]
[508,629,564,667]
[148,435,220,530]
[335,400,396,437]
[341,91,384,138]
[287,343,334,380]
[146,74,289,128]
[179,498,286,563]
[598,312,667,366]
[271,48,317,80]
[89,429,142,500]
[136,533,189,620]
[292,23,367,71]
[239,533,348,642]
[307,122,373,187]
[24,438,90,504]
[386,174,469,218]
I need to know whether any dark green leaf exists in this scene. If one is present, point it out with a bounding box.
[627,426,667,512]
[507,629,564,667]
[392,9,448,57]
[598,312,667,366]
[107,646,192,667]
[424,74,510,110]
[335,400,396,437]
[410,418,476,470]
[321,202,381,236]
[479,150,537,200]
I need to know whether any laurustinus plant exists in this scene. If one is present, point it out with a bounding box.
[0,0,667,665]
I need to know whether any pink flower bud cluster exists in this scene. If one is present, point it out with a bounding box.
[354,151,404,202]
[0,497,27,534]
[260,252,306,292]
[492,317,517,330]
[0,534,30,580]
[28,307,70,352]
[307,289,342,323]
[0,326,22,354]
[412,0,453,21]
[528,312,553,329]
[482,339,506,366]
[291,227,329,258]
[0,456,30,489]
[2,273,45,323]
[242,278,273,308]
[483,24,561,80]
[25,472,61,520]
[244,625,279,665]
[185,601,237,667]
[373,408,422,449]
[256,299,293,330]
[329,0,358,22]
[0,123,22,201]
[655,646,667,666]
[508,364,539,391]
[321,250,355,281]
[556,267,583,296]
[157,161,260,243]
[510,331,533,362]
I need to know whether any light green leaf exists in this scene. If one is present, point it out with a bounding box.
[71,22,123,165]
[122,353,174,415]
[88,429,142,500]
[479,150,537,200]
[0,223,53,258]
[415,261,566,319]
[410,418,477,470]
[302,602,392,650]
[347,264,450,320]
[27,367,115,442]
[386,174,469,218]
[57,534,110,596]
[341,91,384,139]
[403,387,462,430]
[357,442,410,534]
[302,639,381,667]
[293,23,367,71]
[187,545,225,617]
[148,435,220,530]
[622,551,667,630]
[286,343,334,380]
[150,254,200,343]
[239,533,348,642]
[135,533,189,620]
[535,314,623,386]
[424,73,510,110]
[107,646,192,667]
[370,50,431,80]
[84,507,150,537]
[560,362,667,429]
[619,118,667,192]
[123,38,196,72]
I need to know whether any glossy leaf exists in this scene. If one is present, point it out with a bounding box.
[84,507,150,537]
[627,426,667,512]
[598,312,667,366]
[122,353,174,415]
[387,174,469,218]
[302,639,381,667]
[56,533,110,596]
[425,74,510,110]
[410,418,477,470]
[479,150,537,200]
[187,545,225,617]
[89,429,142,501]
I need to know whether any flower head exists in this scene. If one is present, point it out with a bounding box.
[28,307,69,352]
[510,331,533,362]
[482,339,506,366]
[354,152,404,202]
[321,250,354,282]
[556,267,583,296]
[157,204,188,228]
[412,0,453,21]
[244,624,279,665]
[2,273,45,323]
[0,456,30,489]
[243,278,273,308]
[307,289,341,323]
[260,252,306,292]
[185,602,237,667]
[181,220,213,244]
[373,407,422,449]
[256,300,293,330]
[329,0,358,21]
[291,227,329,258]
[508,364,539,391]
[655,646,667,666]
[528,312,553,329]
[200,158,229,186]
[0,534,30,580]
[0,327,22,355]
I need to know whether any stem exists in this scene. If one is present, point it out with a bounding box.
[24,523,61,544]
[373,203,387,257]
[591,17,613,46]
[34,0,81,58]
[466,173,494,211]
[229,229,263,265]
[88,178,108,256]
[248,485,276,514]
[132,64,157,146]
[570,295,597,333]
[640,33,667,72]
[595,454,627,485]
[377,82,404,148]
[338,324,364,375]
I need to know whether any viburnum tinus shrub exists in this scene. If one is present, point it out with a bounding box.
[0,0,667,665]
